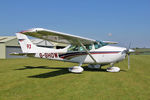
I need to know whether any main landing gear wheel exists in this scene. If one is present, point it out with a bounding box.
[106,67,120,72]
[88,64,101,69]
[68,66,84,73]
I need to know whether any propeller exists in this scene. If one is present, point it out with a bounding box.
[126,42,132,70]
[122,42,132,70]
[127,50,130,70]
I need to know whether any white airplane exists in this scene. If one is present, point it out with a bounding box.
[11,28,134,73]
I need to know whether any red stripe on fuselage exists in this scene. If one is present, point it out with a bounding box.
[60,51,120,59]
[91,52,119,54]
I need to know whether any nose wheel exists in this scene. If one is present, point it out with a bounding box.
[106,63,120,72]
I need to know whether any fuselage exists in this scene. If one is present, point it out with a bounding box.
[33,45,127,64]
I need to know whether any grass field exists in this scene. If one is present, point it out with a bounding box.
[0,55,150,100]
[134,48,150,55]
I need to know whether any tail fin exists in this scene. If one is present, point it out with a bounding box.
[16,33,38,53]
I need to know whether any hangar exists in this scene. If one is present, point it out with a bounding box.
[0,36,67,59]
[0,36,22,59]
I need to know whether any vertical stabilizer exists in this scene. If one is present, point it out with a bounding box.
[16,33,37,53]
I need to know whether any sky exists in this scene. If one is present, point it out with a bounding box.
[0,0,150,48]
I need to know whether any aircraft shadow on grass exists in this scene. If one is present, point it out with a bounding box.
[15,66,114,78]
[16,66,69,78]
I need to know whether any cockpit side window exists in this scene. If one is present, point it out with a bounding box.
[85,44,92,50]
[68,44,92,52]
[79,46,84,51]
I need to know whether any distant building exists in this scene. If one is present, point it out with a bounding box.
[0,36,67,59]
[0,36,22,59]
[31,39,54,48]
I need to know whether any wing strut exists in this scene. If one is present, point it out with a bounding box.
[80,42,97,64]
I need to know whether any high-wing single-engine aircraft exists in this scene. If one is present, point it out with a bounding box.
[11,28,134,73]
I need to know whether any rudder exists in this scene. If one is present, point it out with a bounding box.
[16,33,38,53]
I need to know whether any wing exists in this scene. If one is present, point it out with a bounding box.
[19,28,96,45]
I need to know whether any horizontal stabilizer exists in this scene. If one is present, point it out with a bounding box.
[10,52,35,57]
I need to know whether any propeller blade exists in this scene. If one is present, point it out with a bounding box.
[127,42,132,70]
[128,54,130,70]
[128,42,132,50]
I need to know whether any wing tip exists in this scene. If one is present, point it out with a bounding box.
[17,28,46,34]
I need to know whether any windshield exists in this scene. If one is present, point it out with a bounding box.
[94,42,102,49]
[94,41,107,49]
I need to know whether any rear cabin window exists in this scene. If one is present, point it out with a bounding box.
[68,45,79,51]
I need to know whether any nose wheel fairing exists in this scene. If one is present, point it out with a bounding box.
[106,63,120,72]
[106,67,120,72]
